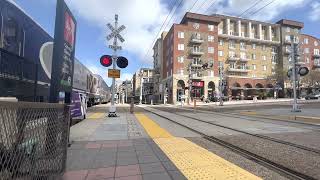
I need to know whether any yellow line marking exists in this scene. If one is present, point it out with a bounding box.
[135,112,262,180]
[88,113,105,119]
[134,113,173,138]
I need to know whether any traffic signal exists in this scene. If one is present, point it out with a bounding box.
[117,56,128,68]
[287,67,309,78]
[100,55,112,67]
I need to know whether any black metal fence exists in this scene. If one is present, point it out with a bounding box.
[0,101,70,179]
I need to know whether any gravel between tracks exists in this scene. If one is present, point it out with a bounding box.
[218,134,320,179]
[188,137,289,180]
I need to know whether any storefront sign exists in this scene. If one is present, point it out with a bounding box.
[192,81,204,87]
[50,0,77,103]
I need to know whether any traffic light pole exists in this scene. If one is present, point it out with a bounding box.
[291,35,300,112]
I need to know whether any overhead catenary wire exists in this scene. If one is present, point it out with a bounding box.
[248,0,277,16]
[142,0,182,62]
[204,0,219,14]
[237,0,264,17]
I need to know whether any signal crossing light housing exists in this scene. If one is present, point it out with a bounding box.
[100,55,112,67]
[116,56,128,68]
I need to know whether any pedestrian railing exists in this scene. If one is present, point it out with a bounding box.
[0,101,70,179]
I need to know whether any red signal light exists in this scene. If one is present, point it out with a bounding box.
[100,55,112,67]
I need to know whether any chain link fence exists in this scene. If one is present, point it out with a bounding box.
[0,101,70,180]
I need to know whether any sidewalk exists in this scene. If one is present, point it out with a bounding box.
[63,105,186,180]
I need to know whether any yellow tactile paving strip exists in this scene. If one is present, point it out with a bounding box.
[135,112,262,180]
[87,112,105,119]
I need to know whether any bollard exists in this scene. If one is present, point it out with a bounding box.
[130,98,134,114]
[193,99,196,113]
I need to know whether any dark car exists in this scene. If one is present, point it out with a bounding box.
[305,93,320,100]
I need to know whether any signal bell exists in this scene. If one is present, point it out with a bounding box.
[100,55,112,67]
[117,56,128,68]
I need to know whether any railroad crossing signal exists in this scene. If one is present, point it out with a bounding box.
[109,45,122,50]
[106,23,126,42]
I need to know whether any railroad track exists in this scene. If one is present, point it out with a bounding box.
[161,106,320,131]
[140,107,317,180]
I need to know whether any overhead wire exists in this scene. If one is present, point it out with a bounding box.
[143,0,182,62]
[237,0,264,17]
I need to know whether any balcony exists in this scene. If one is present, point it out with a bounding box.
[239,57,249,62]
[190,73,203,79]
[190,49,204,56]
[285,48,292,54]
[313,54,320,58]
[284,39,291,44]
[190,35,204,43]
[227,66,250,72]
[191,63,202,68]
[227,56,239,61]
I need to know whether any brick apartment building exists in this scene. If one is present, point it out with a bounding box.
[153,12,320,104]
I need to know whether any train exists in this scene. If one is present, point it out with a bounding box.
[0,0,111,120]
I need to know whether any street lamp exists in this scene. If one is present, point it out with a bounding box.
[139,71,143,104]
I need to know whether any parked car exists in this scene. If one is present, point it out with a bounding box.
[305,93,320,100]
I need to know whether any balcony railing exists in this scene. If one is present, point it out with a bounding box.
[227,66,250,72]
[191,73,202,79]
[239,57,249,62]
[314,60,320,68]
[190,49,204,55]
[313,54,320,58]
[190,35,204,43]
[228,56,239,61]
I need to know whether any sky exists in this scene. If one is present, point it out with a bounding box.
[12,0,320,86]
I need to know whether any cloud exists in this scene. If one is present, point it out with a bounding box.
[309,2,320,21]
[65,0,309,66]
[208,0,309,21]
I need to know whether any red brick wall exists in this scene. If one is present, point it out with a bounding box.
[300,34,319,70]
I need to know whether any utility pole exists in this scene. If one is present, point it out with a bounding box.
[291,35,300,112]
[218,64,224,106]
[139,72,143,104]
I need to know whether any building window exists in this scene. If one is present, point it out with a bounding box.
[304,38,309,44]
[285,35,291,42]
[179,68,184,75]
[208,24,214,31]
[263,65,267,71]
[178,31,184,38]
[272,55,277,63]
[229,62,235,69]
[314,49,320,55]
[178,56,184,63]
[271,46,277,53]
[193,57,201,65]
[240,63,247,70]
[252,74,256,78]
[209,70,214,77]
[178,44,184,50]
[315,41,319,46]
[208,58,214,67]
[208,47,214,54]
[240,42,246,50]
[252,53,256,60]
[306,57,310,63]
[218,61,224,68]
[252,43,256,49]
[193,45,200,52]
[262,45,266,51]
[262,55,266,61]
[252,64,256,70]
[218,50,223,57]
[240,52,246,59]
[208,35,214,42]
[219,39,224,46]
[286,27,290,32]
[229,40,235,49]
[304,48,309,54]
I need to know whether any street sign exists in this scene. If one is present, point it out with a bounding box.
[108,45,122,50]
[108,69,120,78]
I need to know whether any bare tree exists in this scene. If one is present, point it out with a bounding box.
[300,70,320,88]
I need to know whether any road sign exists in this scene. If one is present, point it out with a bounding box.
[108,45,122,50]
[108,69,120,78]
[106,24,126,42]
